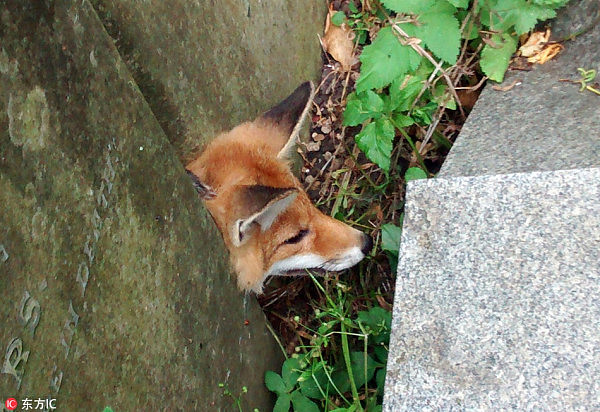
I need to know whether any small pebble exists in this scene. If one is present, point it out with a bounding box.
[306,142,321,152]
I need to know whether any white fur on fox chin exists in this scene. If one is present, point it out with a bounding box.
[250,246,366,293]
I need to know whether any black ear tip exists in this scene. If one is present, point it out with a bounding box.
[294,81,315,103]
[186,169,216,199]
[298,80,314,94]
[262,81,314,125]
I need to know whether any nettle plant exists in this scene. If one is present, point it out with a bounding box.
[342,0,569,175]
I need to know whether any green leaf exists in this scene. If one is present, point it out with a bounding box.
[299,363,330,399]
[448,0,469,8]
[374,345,389,364]
[343,91,384,126]
[355,118,395,172]
[273,393,292,412]
[415,4,460,64]
[380,223,402,257]
[103,408,114,412]
[290,390,320,412]
[356,27,421,93]
[404,167,428,181]
[485,0,557,34]
[331,352,381,393]
[462,21,480,40]
[331,11,346,26]
[317,319,338,335]
[331,365,351,394]
[282,357,302,391]
[358,306,392,345]
[358,306,392,344]
[376,367,387,396]
[381,0,437,13]
[391,113,414,128]
[512,3,556,34]
[433,84,457,110]
[359,306,392,331]
[413,101,437,125]
[533,0,568,6]
[389,75,424,112]
[382,0,461,63]
[432,131,453,150]
[265,371,288,396]
[366,394,382,412]
[431,131,452,150]
[333,352,379,391]
[480,33,517,82]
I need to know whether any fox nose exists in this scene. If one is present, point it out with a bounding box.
[360,233,373,255]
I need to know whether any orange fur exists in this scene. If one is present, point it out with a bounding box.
[185,83,371,293]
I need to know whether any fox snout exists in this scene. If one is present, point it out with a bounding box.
[185,82,371,293]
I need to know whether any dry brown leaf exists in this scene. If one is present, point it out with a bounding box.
[519,29,563,64]
[376,295,393,312]
[519,29,550,57]
[320,5,357,71]
[371,203,383,221]
[529,43,563,64]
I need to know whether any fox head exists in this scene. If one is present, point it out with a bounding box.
[185,82,372,293]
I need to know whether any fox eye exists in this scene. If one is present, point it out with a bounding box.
[284,229,309,245]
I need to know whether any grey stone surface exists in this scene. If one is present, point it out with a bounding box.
[90,0,326,163]
[384,167,600,411]
[439,4,600,178]
[0,1,281,410]
[551,0,600,41]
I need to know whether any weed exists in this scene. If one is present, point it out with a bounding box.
[559,68,600,95]
[265,274,391,411]
[218,383,259,412]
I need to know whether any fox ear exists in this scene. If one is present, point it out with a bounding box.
[232,185,298,247]
[260,81,314,159]
[186,170,216,200]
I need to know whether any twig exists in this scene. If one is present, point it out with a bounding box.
[455,75,488,91]
[385,16,466,118]
[420,108,443,154]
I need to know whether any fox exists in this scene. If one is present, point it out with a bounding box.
[185,81,372,293]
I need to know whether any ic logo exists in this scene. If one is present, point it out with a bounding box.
[5,398,17,410]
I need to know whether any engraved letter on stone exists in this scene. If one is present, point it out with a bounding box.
[2,338,30,389]
[19,290,41,337]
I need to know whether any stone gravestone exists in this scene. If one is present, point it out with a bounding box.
[383,1,600,410]
[0,1,297,409]
[90,0,325,163]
